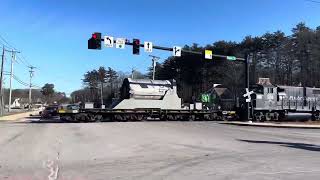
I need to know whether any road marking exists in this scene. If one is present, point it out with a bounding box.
[43,137,62,180]
[44,160,59,180]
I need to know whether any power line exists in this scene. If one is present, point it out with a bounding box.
[4,71,40,88]
[0,35,17,50]
[16,55,30,67]
[0,34,33,67]
[304,0,320,4]
[18,54,31,66]
[4,71,30,86]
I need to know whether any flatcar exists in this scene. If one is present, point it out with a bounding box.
[58,78,231,122]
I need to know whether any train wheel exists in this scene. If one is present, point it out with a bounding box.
[160,114,167,121]
[94,115,103,122]
[136,114,145,121]
[114,115,122,121]
[189,115,195,121]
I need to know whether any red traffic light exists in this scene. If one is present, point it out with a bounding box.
[89,32,102,50]
[134,39,140,45]
[133,38,140,55]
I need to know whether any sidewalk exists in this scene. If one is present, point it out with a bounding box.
[0,110,39,121]
[221,121,320,129]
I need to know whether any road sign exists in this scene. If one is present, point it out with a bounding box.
[104,36,114,48]
[201,94,211,103]
[227,56,236,61]
[173,46,181,57]
[144,41,153,53]
[116,38,125,49]
[205,50,213,59]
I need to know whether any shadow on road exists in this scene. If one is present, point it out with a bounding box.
[238,139,320,152]
[24,116,42,119]
[16,116,69,124]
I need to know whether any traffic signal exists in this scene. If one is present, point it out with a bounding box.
[88,32,101,50]
[133,39,140,55]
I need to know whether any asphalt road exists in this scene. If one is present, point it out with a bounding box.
[0,118,320,180]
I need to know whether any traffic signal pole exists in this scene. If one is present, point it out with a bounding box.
[101,38,246,61]
[245,54,250,121]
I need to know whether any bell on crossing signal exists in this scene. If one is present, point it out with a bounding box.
[88,32,101,50]
[133,39,140,55]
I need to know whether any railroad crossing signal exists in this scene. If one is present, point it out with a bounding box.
[205,50,213,59]
[144,41,153,53]
[116,38,125,49]
[88,32,101,50]
[133,39,140,55]
[173,46,181,57]
[104,36,113,48]
[243,88,254,102]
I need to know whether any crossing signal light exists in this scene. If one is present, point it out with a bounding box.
[88,32,101,50]
[133,39,140,55]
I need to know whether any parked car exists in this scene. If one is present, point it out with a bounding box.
[41,106,59,118]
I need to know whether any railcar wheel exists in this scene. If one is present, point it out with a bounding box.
[94,115,103,122]
[189,115,195,121]
[136,114,145,121]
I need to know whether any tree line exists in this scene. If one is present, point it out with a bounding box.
[2,83,70,106]
[71,67,132,106]
[152,22,320,103]
[72,22,320,106]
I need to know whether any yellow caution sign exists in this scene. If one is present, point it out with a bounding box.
[205,50,213,59]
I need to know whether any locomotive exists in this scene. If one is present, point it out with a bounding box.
[250,78,320,121]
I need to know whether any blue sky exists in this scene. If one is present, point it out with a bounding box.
[0,0,319,95]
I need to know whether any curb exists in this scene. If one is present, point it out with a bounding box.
[220,122,320,129]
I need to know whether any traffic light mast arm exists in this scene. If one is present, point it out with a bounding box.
[101,38,245,61]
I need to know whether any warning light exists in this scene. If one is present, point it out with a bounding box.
[133,38,140,55]
[88,32,101,50]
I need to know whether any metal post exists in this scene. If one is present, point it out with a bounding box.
[245,54,251,120]
[131,68,134,79]
[149,55,160,80]
[0,46,5,115]
[152,59,156,80]
[8,50,20,112]
[100,81,103,108]
[28,66,35,110]
[8,51,14,112]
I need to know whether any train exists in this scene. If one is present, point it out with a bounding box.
[58,78,235,122]
[58,77,320,122]
[250,78,320,121]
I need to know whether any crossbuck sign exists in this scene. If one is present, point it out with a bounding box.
[243,88,254,103]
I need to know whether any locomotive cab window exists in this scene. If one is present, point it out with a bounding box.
[267,88,273,94]
[140,84,148,88]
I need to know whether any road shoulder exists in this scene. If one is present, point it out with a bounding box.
[0,111,39,121]
[220,121,320,129]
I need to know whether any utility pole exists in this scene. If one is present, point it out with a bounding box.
[8,50,20,112]
[149,55,160,80]
[0,46,5,115]
[28,66,35,110]
[131,68,135,79]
